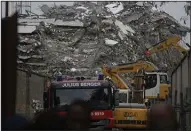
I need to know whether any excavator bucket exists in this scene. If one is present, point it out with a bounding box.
[145,35,183,56]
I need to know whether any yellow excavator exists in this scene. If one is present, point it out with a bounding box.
[101,35,189,130]
[101,60,170,100]
[101,60,171,130]
[144,35,190,99]
[145,35,190,56]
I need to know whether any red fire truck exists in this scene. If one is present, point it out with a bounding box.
[43,77,119,130]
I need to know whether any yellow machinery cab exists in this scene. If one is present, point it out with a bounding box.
[114,74,148,130]
[144,71,171,103]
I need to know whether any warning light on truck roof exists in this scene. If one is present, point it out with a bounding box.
[98,74,104,80]
[56,76,63,81]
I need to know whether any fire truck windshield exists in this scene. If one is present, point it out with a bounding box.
[54,87,111,110]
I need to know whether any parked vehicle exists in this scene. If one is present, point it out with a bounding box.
[43,77,119,130]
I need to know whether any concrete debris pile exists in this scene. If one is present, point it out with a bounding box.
[17,1,190,76]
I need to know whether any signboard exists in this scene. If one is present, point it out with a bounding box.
[62,82,102,87]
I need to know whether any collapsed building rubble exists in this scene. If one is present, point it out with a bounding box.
[17,1,190,77]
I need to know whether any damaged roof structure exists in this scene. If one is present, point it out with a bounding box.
[17,1,190,77]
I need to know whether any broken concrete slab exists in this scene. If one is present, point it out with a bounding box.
[105,2,124,15]
[18,55,31,60]
[16,1,190,77]
[18,25,36,34]
[105,38,119,46]
[40,4,51,14]
[53,20,84,27]
[18,18,55,24]
[25,63,47,66]
[115,20,135,35]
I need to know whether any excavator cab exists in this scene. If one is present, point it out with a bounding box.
[143,71,170,103]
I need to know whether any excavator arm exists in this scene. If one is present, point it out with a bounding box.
[101,68,130,89]
[101,60,159,89]
[145,35,189,56]
[108,60,158,73]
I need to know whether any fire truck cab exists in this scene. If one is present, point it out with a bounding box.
[43,77,119,130]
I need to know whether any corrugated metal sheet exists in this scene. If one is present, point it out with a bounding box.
[171,50,191,131]
[171,50,191,105]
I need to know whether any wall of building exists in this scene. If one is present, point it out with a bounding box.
[16,69,48,118]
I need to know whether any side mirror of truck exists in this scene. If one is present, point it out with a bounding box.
[114,90,119,106]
